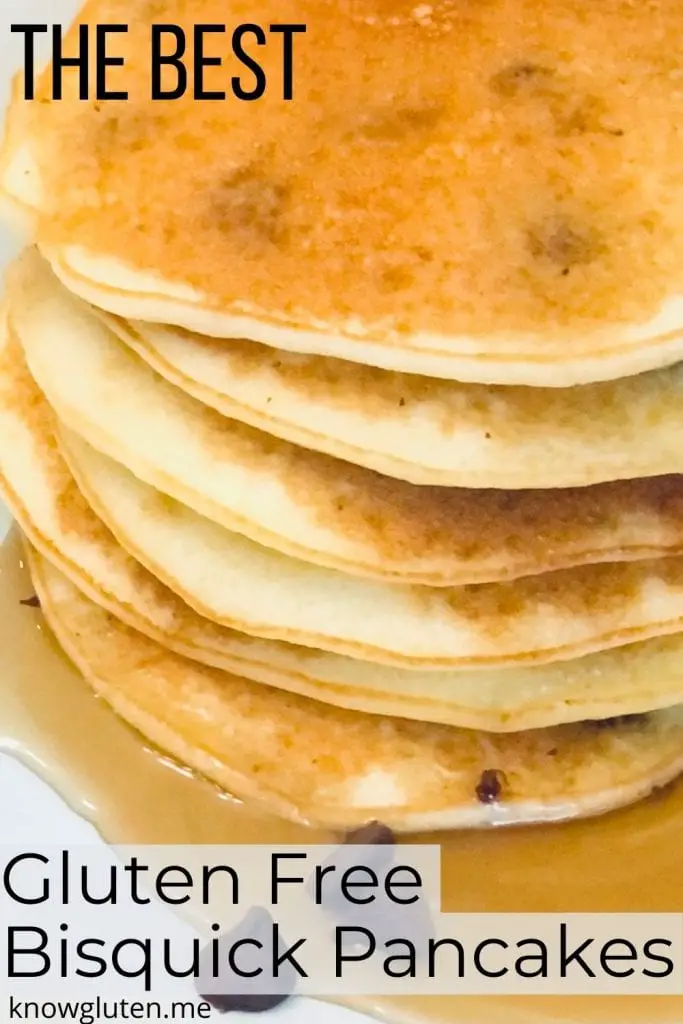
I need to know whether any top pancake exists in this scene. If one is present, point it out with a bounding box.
[4,0,683,384]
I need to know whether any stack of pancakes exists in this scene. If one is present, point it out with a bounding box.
[3,0,683,831]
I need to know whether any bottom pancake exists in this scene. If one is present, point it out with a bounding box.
[27,542,683,832]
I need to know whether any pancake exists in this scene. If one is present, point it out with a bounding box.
[58,425,683,670]
[11,275,683,672]
[6,328,683,729]
[101,309,683,489]
[27,545,683,830]
[13,252,683,588]
[4,0,683,386]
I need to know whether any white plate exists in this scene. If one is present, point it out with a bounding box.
[0,5,372,1021]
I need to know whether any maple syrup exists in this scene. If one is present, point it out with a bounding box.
[1,526,681,1024]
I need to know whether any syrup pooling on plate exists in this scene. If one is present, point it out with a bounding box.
[0,528,681,1024]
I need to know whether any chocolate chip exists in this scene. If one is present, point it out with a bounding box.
[333,821,433,959]
[308,821,396,915]
[490,62,553,97]
[475,769,507,804]
[200,988,290,1015]
[196,907,299,1014]
[344,821,395,847]
[20,595,41,608]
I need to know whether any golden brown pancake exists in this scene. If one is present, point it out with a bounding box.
[28,543,683,830]
[60,425,683,671]
[6,325,683,731]
[13,251,683,670]
[13,250,683,587]
[101,308,683,489]
[4,1,683,384]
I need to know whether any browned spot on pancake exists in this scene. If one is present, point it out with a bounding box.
[278,461,683,580]
[491,65,624,139]
[402,553,683,648]
[490,62,554,97]
[357,105,444,143]
[194,370,683,577]
[85,104,156,161]
[528,220,603,268]
[0,325,56,441]
[210,165,290,245]
[53,475,101,539]
[556,95,624,138]
[0,333,111,546]
[442,578,528,621]
[139,0,169,15]
[379,264,416,294]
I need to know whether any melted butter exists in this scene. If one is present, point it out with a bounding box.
[0,526,681,1024]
